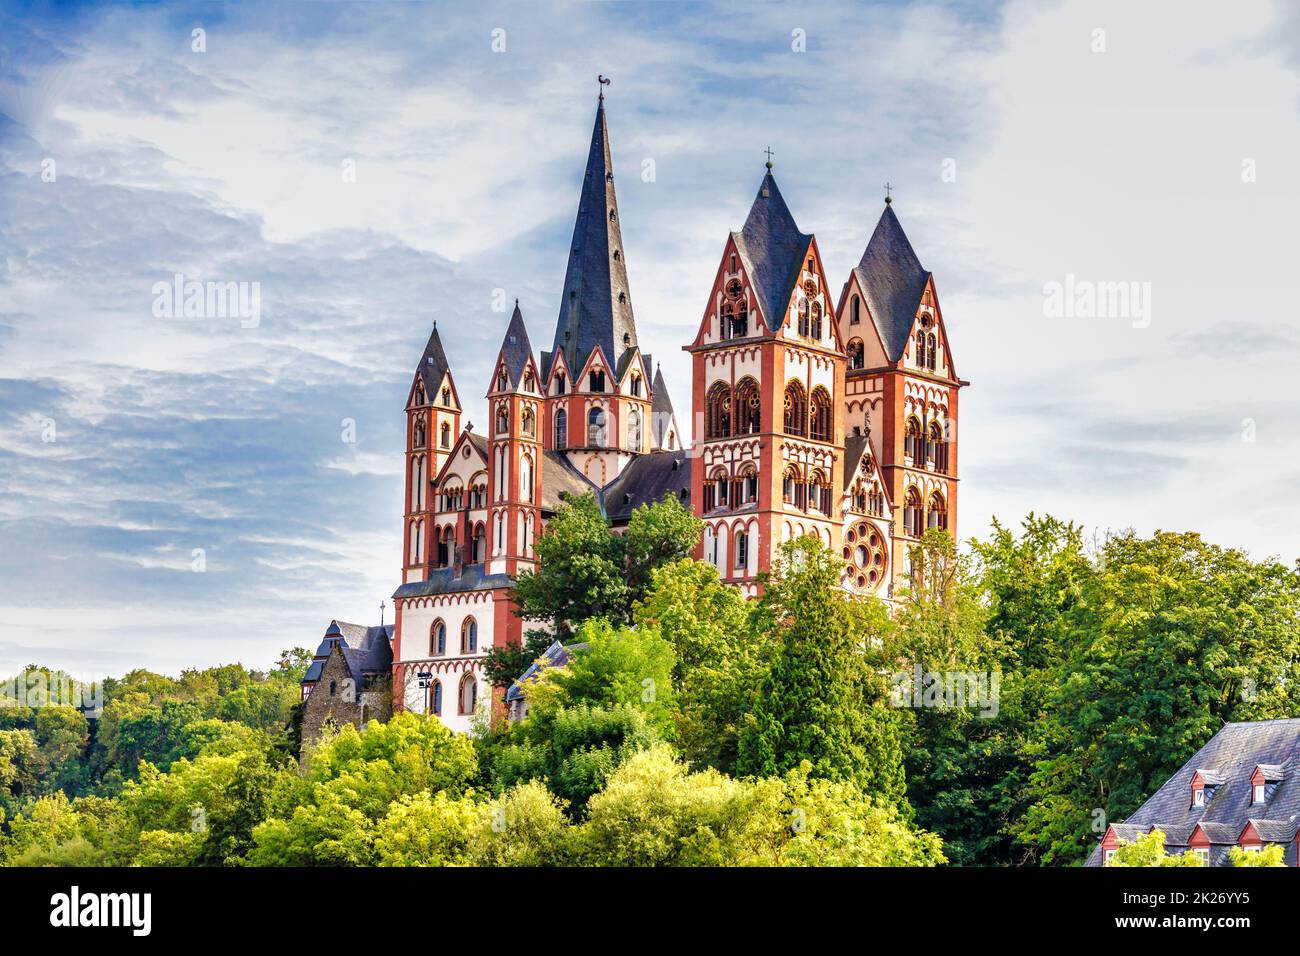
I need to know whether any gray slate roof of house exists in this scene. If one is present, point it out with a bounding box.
[551,99,639,377]
[1085,718,1300,866]
[732,171,811,333]
[853,204,931,363]
[650,366,678,448]
[497,303,535,388]
[600,449,691,523]
[415,323,452,398]
[303,621,393,683]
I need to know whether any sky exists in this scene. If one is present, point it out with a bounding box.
[2,0,1300,677]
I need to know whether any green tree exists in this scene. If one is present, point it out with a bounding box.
[1229,844,1286,867]
[737,537,906,805]
[634,559,772,772]
[1107,829,1203,867]
[624,493,704,604]
[1014,531,1300,865]
[374,791,479,866]
[511,493,628,640]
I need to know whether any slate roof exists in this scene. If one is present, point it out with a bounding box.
[540,450,597,513]
[843,434,870,490]
[303,621,393,683]
[414,323,452,398]
[650,365,679,449]
[497,303,535,388]
[505,640,573,703]
[600,449,691,523]
[732,171,811,333]
[393,564,515,600]
[853,204,932,363]
[551,99,639,378]
[1086,718,1300,866]
[1248,819,1298,843]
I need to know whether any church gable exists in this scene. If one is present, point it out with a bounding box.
[433,429,488,487]
[690,234,766,347]
[574,344,613,392]
[773,236,842,353]
[899,277,957,381]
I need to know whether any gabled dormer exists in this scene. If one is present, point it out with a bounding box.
[1190,769,1223,809]
[1250,764,1284,806]
[615,348,649,398]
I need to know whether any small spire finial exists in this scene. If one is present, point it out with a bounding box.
[884,182,893,205]
[597,74,610,103]
[379,600,386,627]
[764,146,774,170]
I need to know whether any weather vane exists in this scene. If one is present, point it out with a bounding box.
[598,74,610,102]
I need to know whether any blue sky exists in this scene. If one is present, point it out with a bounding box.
[3,0,1300,676]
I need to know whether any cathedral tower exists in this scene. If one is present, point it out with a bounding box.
[486,303,544,585]
[685,166,845,595]
[541,94,652,488]
[836,199,965,593]
[402,322,461,585]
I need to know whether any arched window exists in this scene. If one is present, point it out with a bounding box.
[904,416,922,460]
[798,296,811,337]
[440,386,450,405]
[440,421,451,448]
[588,406,607,447]
[588,370,606,392]
[740,465,759,504]
[810,470,831,514]
[496,370,508,392]
[869,487,885,516]
[720,303,734,341]
[430,680,442,716]
[782,467,800,507]
[627,408,642,450]
[472,523,486,563]
[329,680,337,696]
[915,330,927,369]
[810,301,822,340]
[496,404,509,435]
[851,296,861,325]
[734,530,749,570]
[734,377,761,434]
[851,481,867,513]
[521,407,535,436]
[706,382,732,439]
[430,620,446,656]
[904,487,923,537]
[523,369,535,392]
[461,617,478,654]
[704,467,729,512]
[554,409,567,449]
[458,674,478,715]
[810,387,832,442]
[521,454,534,503]
[413,415,427,448]
[415,382,426,405]
[928,420,948,473]
[783,381,807,437]
[926,333,937,371]
[847,339,865,370]
[555,372,566,395]
[630,374,641,398]
[928,492,947,531]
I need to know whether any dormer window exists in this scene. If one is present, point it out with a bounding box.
[1193,787,1205,807]
[589,370,605,392]
[1253,784,1266,805]
[555,372,566,395]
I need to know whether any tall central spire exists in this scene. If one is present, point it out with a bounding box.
[552,94,638,372]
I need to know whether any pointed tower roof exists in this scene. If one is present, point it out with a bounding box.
[415,322,452,398]
[497,301,535,388]
[552,97,639,372]
[651,365,680,449]
[732,170,812,332]
[853,203,932,363]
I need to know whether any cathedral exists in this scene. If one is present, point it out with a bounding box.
[301,91,967,736]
